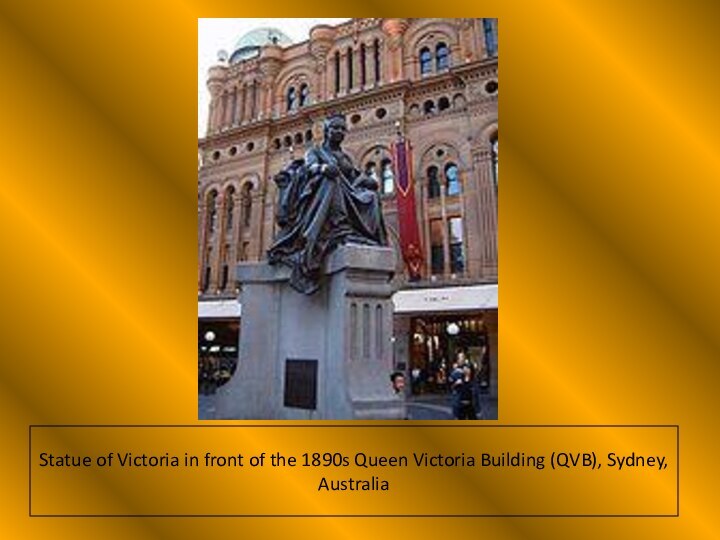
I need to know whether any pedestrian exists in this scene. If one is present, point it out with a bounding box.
[390,371,406,395]
[449,362,465,419]
[457,364,477,420]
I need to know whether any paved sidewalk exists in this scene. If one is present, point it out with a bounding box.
[407,393,498,421]
[199,393,498,421]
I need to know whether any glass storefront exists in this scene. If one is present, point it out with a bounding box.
[198,318,239,395]
[408,312,492,395]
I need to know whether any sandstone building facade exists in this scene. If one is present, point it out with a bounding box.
[198,18,498,402]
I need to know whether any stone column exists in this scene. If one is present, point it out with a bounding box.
[207,65,227,134]
[243,82,253,123]
[310,24,334,101]
[222,92,232,129]
[208,191,224,292]
[473,148,498,280]
[461,166,482,276]
[339,50,348,95]
[458,18,476,63]
[249,191,265,260]
[198,198,207,291]
[381,19,409,83]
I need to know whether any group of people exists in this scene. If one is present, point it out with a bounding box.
[390,350,487,420]
[448,354,483,420]
[198,356,236,395]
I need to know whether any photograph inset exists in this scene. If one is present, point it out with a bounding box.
[198,18,498,420]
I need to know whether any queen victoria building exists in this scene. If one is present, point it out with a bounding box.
[198,19,498,408]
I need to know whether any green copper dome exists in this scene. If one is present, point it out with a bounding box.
[229,27,293,64]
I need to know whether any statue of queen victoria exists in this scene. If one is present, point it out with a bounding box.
[267,113,389,294]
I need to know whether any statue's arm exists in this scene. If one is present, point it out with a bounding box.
[305,148,325,176]
[305,146,341,179]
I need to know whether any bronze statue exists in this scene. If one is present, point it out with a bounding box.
[268,113,388,294]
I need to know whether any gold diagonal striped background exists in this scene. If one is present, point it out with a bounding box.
[2,4,719,538]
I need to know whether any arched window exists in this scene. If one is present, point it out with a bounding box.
[347,47,354,90]
[241,184,252,228]
[203,265,211,292]
[202,245,213,292]
[436,42,449,71]
[286,87,296,112]
[299,84,309,107]
[430,219,444,275]
[445,163,460,196]
[360,43,367,87]
[365,161,378,183]
[491,135,498,190]
[427,166,441,199]
[220,265,229,291]
[224,186,236,232]
[483,19,497,57]
[381,158,395,195]
[221,92,228,127]
[448,217,465,274]
[438,96,450,111]
[206,190,218,235]
[374,39,381,83]
[334,52,341,93]
[420,47,432,75]
[230,88,238,125]
[423,100,436,115]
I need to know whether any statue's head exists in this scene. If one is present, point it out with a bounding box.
[323,113,347,144]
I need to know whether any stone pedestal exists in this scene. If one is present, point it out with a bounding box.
[215,245,403,420]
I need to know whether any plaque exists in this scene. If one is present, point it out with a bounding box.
[284,359,318,410]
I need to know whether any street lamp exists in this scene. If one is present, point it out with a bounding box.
[446,321,460,366]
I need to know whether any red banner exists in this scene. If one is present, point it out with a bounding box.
[392,140,424,281]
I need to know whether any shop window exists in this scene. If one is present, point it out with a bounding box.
[198,320,240,395]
